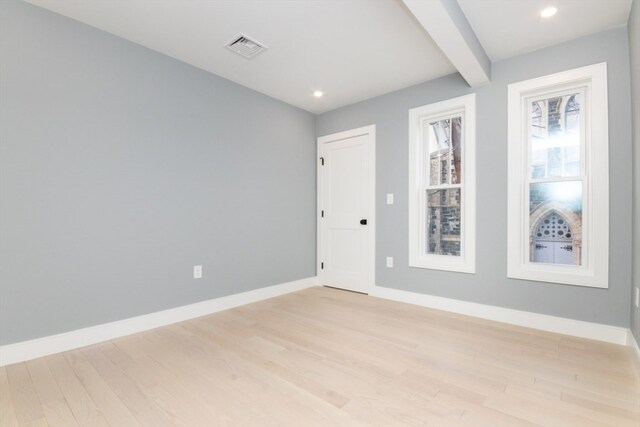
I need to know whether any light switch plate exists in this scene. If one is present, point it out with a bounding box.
[386,257,393,268]
[386,193,394,205]
[193,265,203,279]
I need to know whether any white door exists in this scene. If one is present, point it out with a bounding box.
[318,125,375,294]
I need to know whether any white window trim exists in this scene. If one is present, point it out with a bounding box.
[507,62,609,288]
[409,94,476,273]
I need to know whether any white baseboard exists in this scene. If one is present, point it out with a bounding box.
[0,276,318,366]
[2,279,631,366]
[370,285,630,345]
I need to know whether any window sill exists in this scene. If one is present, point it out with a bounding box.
[507,264,607,288]
[409,258,475,274]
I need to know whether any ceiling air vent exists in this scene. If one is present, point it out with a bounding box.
[225,34,267,59]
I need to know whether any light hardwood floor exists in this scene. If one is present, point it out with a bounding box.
[1,286,639,427]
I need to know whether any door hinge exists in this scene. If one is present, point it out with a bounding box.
[321,262,324,269]
[320,157,324,166]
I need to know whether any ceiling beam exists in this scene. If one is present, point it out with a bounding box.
[402,0,491,87]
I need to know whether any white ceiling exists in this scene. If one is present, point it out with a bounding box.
[26,0,456,114]
[25,0,634,113]
[458,0,633,62]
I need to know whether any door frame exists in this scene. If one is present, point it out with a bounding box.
[317,124,376,293]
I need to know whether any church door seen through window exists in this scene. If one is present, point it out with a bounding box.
[532,211,575,265]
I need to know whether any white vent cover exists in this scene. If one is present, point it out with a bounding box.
[225,34,267,59]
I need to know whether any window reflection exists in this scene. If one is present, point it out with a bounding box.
[530,94,581,180]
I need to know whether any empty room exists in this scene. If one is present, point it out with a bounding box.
[1,0,639,426]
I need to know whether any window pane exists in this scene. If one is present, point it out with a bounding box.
[426,188,461,256]
[529,181,582,265]
[428,116,462,185]
[530,94,581,180]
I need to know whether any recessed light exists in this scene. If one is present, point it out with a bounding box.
[540,6,557,18]
[313,91,324,98]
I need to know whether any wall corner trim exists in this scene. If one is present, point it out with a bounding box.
[627,330,640,370]
[370,285,630,345]
[0,276,319,366]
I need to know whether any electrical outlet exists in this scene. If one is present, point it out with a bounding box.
[635,287,639,308]
[193,265,203,279]
[386,257,394,268]
[386,193,394,205]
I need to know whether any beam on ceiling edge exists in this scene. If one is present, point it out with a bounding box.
[402,0,491,87]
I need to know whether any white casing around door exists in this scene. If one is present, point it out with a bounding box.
[318,125,375,294]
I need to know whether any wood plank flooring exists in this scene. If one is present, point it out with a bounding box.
[1,286,638,427]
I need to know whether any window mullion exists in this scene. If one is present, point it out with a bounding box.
[425,184,462,190]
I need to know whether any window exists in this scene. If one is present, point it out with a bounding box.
[507,63,609,288]
[409,94,476,273]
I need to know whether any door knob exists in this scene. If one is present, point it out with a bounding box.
[360,219,367,225]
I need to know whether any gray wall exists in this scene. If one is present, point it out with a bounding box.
[0,0,316,345]
[317,28,633,327]
[630,0,640,342]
